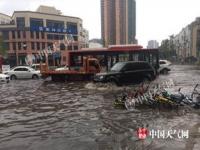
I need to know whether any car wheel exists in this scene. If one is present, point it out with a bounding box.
[64,75,69,81]
[142,77,151,84]
[108,78,121,86]
[10,75,17,80]
[32,74,39,79]
[162,69,168,74]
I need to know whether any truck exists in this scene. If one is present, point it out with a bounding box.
[40,57,101,81]
[41,44,159,82]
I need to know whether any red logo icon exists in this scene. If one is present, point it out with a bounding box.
[137,128,149,139]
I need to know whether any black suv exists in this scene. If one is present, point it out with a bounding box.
[93,61,156,86]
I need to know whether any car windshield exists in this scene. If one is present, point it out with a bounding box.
[110,62,126,72]
[159,61,166,64]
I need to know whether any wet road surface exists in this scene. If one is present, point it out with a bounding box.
[0,65,200,150]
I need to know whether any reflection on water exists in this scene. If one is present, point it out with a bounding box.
[0,65,200,150]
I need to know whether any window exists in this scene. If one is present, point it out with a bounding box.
[63,56,66,62]
[74,46,78,50]
[111,62,126,72]
[14,68,28,71]
[22,68,28,71]
[3,42,9,50]
[23,31,26,38]
[42,42,45,49]
[60,43,65,50]
[123,63,150,71]
[23,42,27,50]
[13,42,16,50]
[47,34,64,40]
[12,31,15,39]
[67,22,78,34]
[36,42,40,50]
[36,32,39,39]
[46,20,64,28]
[159,61,166,65]
[58,35,64,40]
[47,34,53,40]
[123,63,133,71]
[54,34,59,40]
[143,63,151,69]
[73,36,78,41]
[89,60,99,69]
[18,42,21,50]
[17,31,21,38]
[30,18,43,28]
[16,17,25,28]
[14,68,23,71]
[68,45,72,50]
[41,32,45,39]
[47,43,53,49]
[2,31,9,40]
[31,42,35,50]
[30,31,34,38]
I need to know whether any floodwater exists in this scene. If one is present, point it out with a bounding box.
[0,65,200,150]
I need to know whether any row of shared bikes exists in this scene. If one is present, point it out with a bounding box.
[114,81,200,110]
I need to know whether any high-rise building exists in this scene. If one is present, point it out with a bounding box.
[147,40,159,49]
[101,0,136,46]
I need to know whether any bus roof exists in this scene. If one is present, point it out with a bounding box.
[69,45,158,55]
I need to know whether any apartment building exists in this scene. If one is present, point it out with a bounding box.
[173,18,200,61]
[147,40,159,49]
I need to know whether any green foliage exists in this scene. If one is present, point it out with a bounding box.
[0,35,6,57]
[159,36,176,59]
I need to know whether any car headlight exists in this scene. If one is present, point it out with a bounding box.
[99,76,105,80]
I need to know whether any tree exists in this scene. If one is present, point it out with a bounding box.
[0,35,7,57]
[159,35,176,60]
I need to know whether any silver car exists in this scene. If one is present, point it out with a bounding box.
[0,73,10,83]
[4,66,41,80]
[159,60,172,74]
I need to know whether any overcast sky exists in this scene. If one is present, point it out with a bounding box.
[1,0,200,47]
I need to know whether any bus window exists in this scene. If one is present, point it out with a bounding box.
[89,60,99,69]
[132,53,139,61]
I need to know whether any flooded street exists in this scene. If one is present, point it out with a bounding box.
[0,65,200,150]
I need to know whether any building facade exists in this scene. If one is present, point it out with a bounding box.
[0,6,89,66]
[173,18,200,61]
[101,0,136,46]
[0,13,11,24]
[174,26,191,59]
[147,40,159,49]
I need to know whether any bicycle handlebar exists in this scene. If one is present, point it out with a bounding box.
[191,84,199,99]
[194,84,199,90]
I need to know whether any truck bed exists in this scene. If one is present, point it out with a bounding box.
[41,70,95,81]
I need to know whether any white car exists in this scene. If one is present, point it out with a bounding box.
[0,73,10,83]
[159,60,172,74]
[4,66,41,80]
